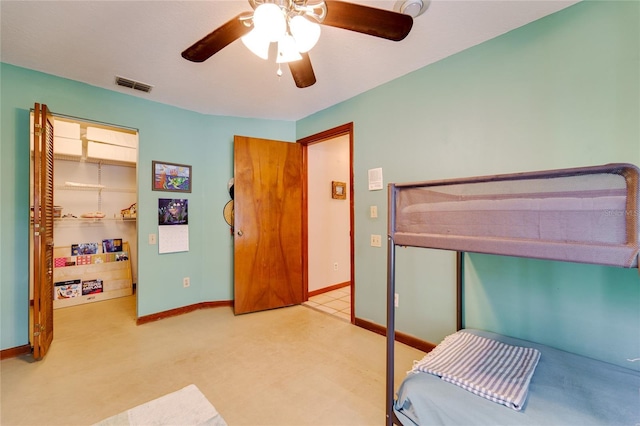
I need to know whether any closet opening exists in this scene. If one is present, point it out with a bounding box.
[29,112,139,345]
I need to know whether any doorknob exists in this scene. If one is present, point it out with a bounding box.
[237,230,243,237]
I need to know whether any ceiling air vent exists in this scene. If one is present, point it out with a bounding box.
[115,76,153,93]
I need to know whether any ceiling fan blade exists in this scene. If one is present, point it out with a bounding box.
[322,1,413,41]
[288,53,316,88]
[182,14,252,62]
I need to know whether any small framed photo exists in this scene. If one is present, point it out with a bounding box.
[332,181,346,200]
[152,161,192,193]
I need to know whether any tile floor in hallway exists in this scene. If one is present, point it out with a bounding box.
[304,285,351,321]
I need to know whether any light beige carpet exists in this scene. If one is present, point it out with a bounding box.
[94,384,227,426]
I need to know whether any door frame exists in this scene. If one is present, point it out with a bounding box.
[298,123,355,323]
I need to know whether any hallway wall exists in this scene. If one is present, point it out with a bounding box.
[307,134,351,292]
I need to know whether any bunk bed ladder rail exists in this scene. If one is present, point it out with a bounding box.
[386,183,398,426]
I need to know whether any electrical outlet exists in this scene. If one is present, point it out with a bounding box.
[183,277,190,288]
[333,262,338,271]
[395,293,399,308]
[371,234,382,247]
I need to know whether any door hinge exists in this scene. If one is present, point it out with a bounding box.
[33,323,43,337]
[33,223,45,236]
[34,123,42,137]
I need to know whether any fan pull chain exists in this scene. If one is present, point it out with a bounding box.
[277,63,283,78]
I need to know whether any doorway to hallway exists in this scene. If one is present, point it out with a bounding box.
[299,123,354,323]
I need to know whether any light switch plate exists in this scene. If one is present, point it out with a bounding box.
[148,233,157,245]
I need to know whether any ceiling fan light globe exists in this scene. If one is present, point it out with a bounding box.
[241,29,270,60]
[253,3,287,42]
[289,15,321,53]
[276,35,303,63]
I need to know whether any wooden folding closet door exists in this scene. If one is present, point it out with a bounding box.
[32,103,55,359]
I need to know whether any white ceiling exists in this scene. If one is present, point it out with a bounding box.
[1,0,579,121]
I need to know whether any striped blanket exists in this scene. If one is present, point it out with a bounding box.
[411,330,540,411]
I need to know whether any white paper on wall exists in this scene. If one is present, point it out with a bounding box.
[368,167,384,191]
[158,224,189,254]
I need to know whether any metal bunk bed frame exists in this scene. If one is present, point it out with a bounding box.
[385,163,640,426]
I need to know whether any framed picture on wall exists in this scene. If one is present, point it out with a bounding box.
[158,199,189,225]
[332,181,346,200]
[152,161,192,193]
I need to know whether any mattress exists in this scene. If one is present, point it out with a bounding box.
[394,329,640,426]
[399,194,628,244]
[391,164,640,268]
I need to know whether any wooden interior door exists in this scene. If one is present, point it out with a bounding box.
[233,135,303,314]
[32,103,55,359]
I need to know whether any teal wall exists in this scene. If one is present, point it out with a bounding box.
[464,254,640,370]
[0,64,294,350]
[297,0,639,368]
[2,1,638,368]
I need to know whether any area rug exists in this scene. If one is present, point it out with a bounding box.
[94,384,227,425]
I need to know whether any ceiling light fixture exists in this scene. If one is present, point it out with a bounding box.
[252,2,287,42]
[241,27,271,59]
[241,0,325,72]
[277,34,303,63]
[289,14,321,53]
[182,0,415,88]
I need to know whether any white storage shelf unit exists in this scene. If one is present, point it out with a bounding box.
[54,158,138,286]
[53,242,133,309]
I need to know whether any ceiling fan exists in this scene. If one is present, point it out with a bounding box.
[181,0,413,88]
